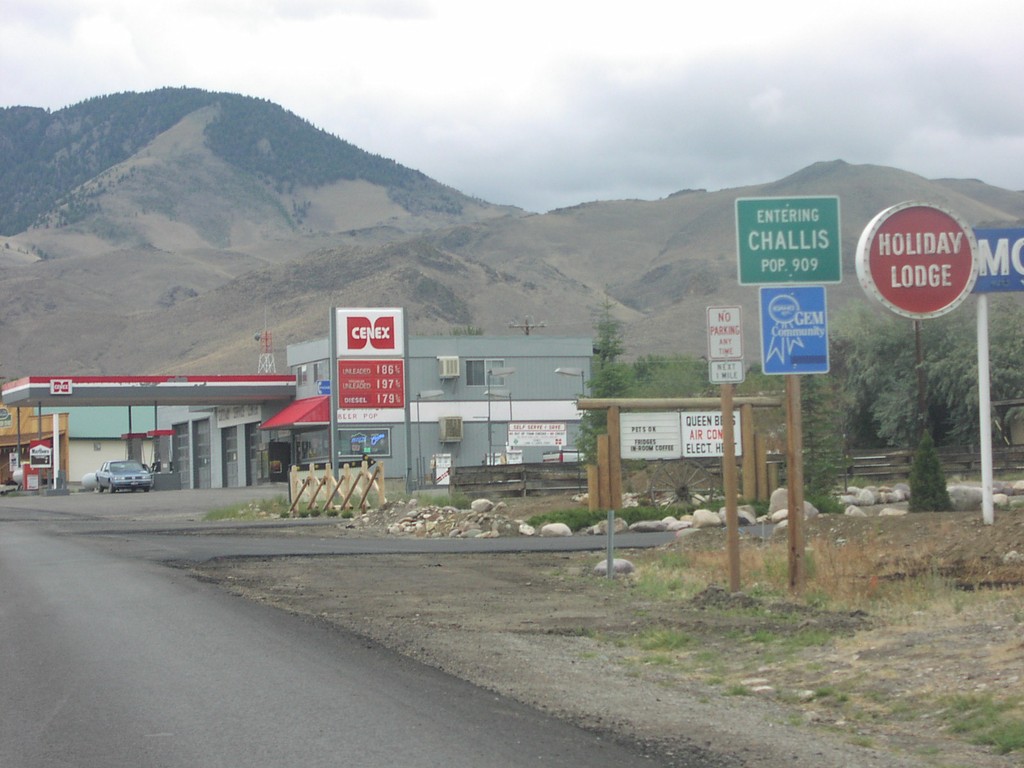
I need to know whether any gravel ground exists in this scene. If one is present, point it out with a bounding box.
[191,501,1024,768]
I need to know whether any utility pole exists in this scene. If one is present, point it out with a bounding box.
[508,316,546,335]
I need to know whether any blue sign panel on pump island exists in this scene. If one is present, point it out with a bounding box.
[759,286,829,375]
[736,197,841,285]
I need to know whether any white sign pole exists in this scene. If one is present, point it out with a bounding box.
[52,413,60,490]
[977,296,994,524]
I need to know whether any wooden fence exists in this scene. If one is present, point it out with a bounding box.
[450,462,587,498]
[288,461,386,515]
[848,445,1024,483]
[450,445,1024,499]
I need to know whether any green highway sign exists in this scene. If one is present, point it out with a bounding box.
[736,196,841,285]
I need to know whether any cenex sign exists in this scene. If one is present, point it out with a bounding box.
[856,202,978,319]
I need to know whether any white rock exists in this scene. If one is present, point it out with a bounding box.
[540,522,572,537]
[666,519,693,532]
[855,487,877,506]
[948,485,983,511]
[878,507,908,517]
[844,505,867,517]
[471,498,495,513]
[692,508,724,528]
[994,493,1010,507]
[769,487,790,514]
[592,558,635,576]
[519,523,536,536]
[630,519,669,533]
[1003,551,1023,564]
[738,505,758,525]
[771,508,789,523]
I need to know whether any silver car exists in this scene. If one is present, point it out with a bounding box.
[96,460,154,493]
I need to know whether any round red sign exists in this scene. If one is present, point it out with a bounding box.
[855,202,978,319]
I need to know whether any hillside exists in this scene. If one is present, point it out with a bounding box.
[1,89,1023,376]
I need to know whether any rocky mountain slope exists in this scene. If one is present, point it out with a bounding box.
[2,89,1023,376]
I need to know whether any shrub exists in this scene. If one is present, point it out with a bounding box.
[909,431,952,512]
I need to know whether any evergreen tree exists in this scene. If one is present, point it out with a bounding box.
[577,299,633,462]
[908,431,952,512]
[801,374,847,511]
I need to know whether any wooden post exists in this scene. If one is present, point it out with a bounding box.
[606,406,622,508]
[721,384,741,593]
[597,434,611,509]
[740,403,755,500]
[586,464,599,512]
[755,434,769,501]
[786,376,805,594]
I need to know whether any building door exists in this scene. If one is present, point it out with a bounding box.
[192,419,211,489]
[174,423,190,489]
[221,426,239,488]
[245,422,259,485]
[268,441,290,482]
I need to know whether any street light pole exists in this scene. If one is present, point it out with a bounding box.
[485,367,516,465]
[555,366,587,397]
[415,390,444,489]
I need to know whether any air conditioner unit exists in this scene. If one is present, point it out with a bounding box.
[438,416,463,442]
[438,356,460,379]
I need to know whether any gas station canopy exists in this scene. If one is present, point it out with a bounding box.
[2,375,297,408]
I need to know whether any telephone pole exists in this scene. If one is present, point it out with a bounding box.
[508,316,546,335]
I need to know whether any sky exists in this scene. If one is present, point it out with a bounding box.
[4,0,1024,213]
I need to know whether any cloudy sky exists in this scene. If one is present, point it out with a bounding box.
[3,0,1024,212]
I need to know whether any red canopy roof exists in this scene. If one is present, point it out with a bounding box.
[259,396,330,430]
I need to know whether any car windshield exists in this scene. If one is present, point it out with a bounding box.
[111,461,146,472]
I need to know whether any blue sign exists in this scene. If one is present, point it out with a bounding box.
[973,228,1024,293]
[316,379,331,395]
[759,286,829,375]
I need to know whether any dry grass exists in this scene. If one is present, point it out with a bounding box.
[621,528,1024,757]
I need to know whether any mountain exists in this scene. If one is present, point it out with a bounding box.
[1,89,1023,377]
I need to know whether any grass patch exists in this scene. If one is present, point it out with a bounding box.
[204,495,291,521]
[637,628,697,651]
[413,490,472,509]
[941,694,1024,754]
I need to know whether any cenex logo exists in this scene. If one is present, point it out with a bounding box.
[347,316,396,350]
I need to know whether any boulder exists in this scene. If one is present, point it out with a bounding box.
[768,487,790,514]
[470,498,495,513]
[692,508,724,528]
[630,519,669,533]
[540,522,572,537]
[947,485,983,512]
[592,558,636,576]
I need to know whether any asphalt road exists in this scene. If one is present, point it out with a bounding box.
[0,488,677,768]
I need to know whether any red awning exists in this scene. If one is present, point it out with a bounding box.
[259,396,330,430]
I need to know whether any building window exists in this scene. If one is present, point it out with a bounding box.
[313,359,329,383]
[466,359,506,387]
[295,364,308,385]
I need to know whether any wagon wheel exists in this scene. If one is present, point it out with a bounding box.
[646,459,719,505]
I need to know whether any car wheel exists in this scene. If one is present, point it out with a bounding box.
[97,484,104,493]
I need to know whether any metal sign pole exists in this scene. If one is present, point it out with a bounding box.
[786,375,805,594]
[721,383,741,592]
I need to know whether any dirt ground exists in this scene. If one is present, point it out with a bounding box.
[192,498,1024,768]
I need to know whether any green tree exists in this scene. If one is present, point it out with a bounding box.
[801,374,847,509]
[908,431,952,512]
[632,354,711,398]
[577,300,634,462]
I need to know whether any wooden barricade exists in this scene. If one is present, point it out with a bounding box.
[288,461,386,516]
